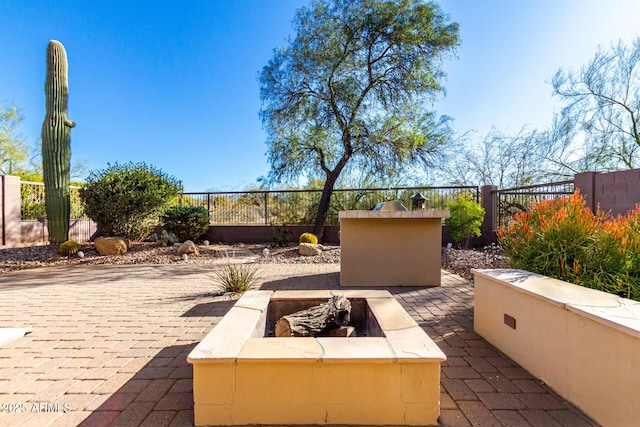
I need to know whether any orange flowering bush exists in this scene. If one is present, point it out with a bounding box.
[498,191,640,301]
[591,207,640,299]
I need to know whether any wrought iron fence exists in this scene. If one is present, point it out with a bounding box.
[20,181,87,220]
[495,180,575,228]
[178,186,479,225]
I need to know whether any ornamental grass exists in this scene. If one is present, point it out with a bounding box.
[212,260,260,294]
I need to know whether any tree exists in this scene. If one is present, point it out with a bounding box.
[0,101,86,183]
[259,0,459,240]
[552,37,640,171]
[0,103,32,176]
[443,126,576,188]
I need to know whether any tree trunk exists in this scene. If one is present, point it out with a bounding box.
[275,295,352,337]
[313,171,340,242]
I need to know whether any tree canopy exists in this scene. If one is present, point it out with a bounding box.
[552,37,640,171]
[444,127,549,188]
[259,0,459,239]
[442,36,640,189]
[0,101,86,182]
[0,103,33,176]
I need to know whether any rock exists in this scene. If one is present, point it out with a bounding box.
[299,242,322,256]
[94,237,129,256]
[177,240,199,257]
[262,248,270,257]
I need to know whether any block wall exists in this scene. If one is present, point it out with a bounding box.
[575,169,640,216]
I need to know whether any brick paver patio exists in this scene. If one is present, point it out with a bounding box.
[0,263,598,426]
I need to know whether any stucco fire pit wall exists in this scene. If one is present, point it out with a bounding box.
[339,210,450,286]
[187,290,446,426]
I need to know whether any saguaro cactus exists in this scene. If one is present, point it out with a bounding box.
[42,40,75,244]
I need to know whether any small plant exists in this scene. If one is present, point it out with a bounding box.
[59,240,81,256]
[271,223,292,247]
[445,194,485,249]
[150,229,179,247]
[162,205,209,242]
[213,260,260,294]
[299,232,318,245]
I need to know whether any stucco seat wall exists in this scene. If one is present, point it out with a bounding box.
[473,268,640,427]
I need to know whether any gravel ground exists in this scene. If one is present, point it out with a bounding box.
[0,242,509,280]
[441,247,510,281]
[255,245,341,264]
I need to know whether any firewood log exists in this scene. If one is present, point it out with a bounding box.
[275,295,351,337]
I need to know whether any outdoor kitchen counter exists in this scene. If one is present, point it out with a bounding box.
[339,209,450,287]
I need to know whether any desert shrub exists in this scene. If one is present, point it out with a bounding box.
[299,232,318,245]
[499,191,602,283]
[445,194,485,248]
[59,240,81,256]
[498,191,640,301]
[213,260,260,294]
[162,206,210,242]
[149,229,179,247]
[271,223,292,247]
[80,162,181,240]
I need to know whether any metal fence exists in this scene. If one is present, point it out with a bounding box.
[20,181,87,220]
[19,181,478,225]
[495,180,575,228]
[178,186,479,225]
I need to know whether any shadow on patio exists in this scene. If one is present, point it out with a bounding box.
[78,343,197,427]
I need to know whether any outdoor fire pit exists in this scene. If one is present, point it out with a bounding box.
[188,290,446,426]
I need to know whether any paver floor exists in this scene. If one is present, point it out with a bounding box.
[0,263,598,426]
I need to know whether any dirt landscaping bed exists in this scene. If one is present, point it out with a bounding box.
[0,242,507,279]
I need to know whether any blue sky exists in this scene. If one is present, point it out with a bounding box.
[1,1,639,191]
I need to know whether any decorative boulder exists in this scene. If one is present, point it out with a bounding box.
[94,236,129,256]
[299,242,322,257]
[177,240,199,257]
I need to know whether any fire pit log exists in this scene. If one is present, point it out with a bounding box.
[275,295,352,337]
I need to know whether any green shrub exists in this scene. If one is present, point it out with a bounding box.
[162,206,210,242]
[79,162,181,240]
[299,232,318,245]
[59,240,81,256]
[445,194,485,248]
[498,191,640,301]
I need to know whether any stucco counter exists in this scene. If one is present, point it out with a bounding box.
[339,210,449,287]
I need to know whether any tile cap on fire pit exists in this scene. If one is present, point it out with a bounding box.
[188,290,446,364]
